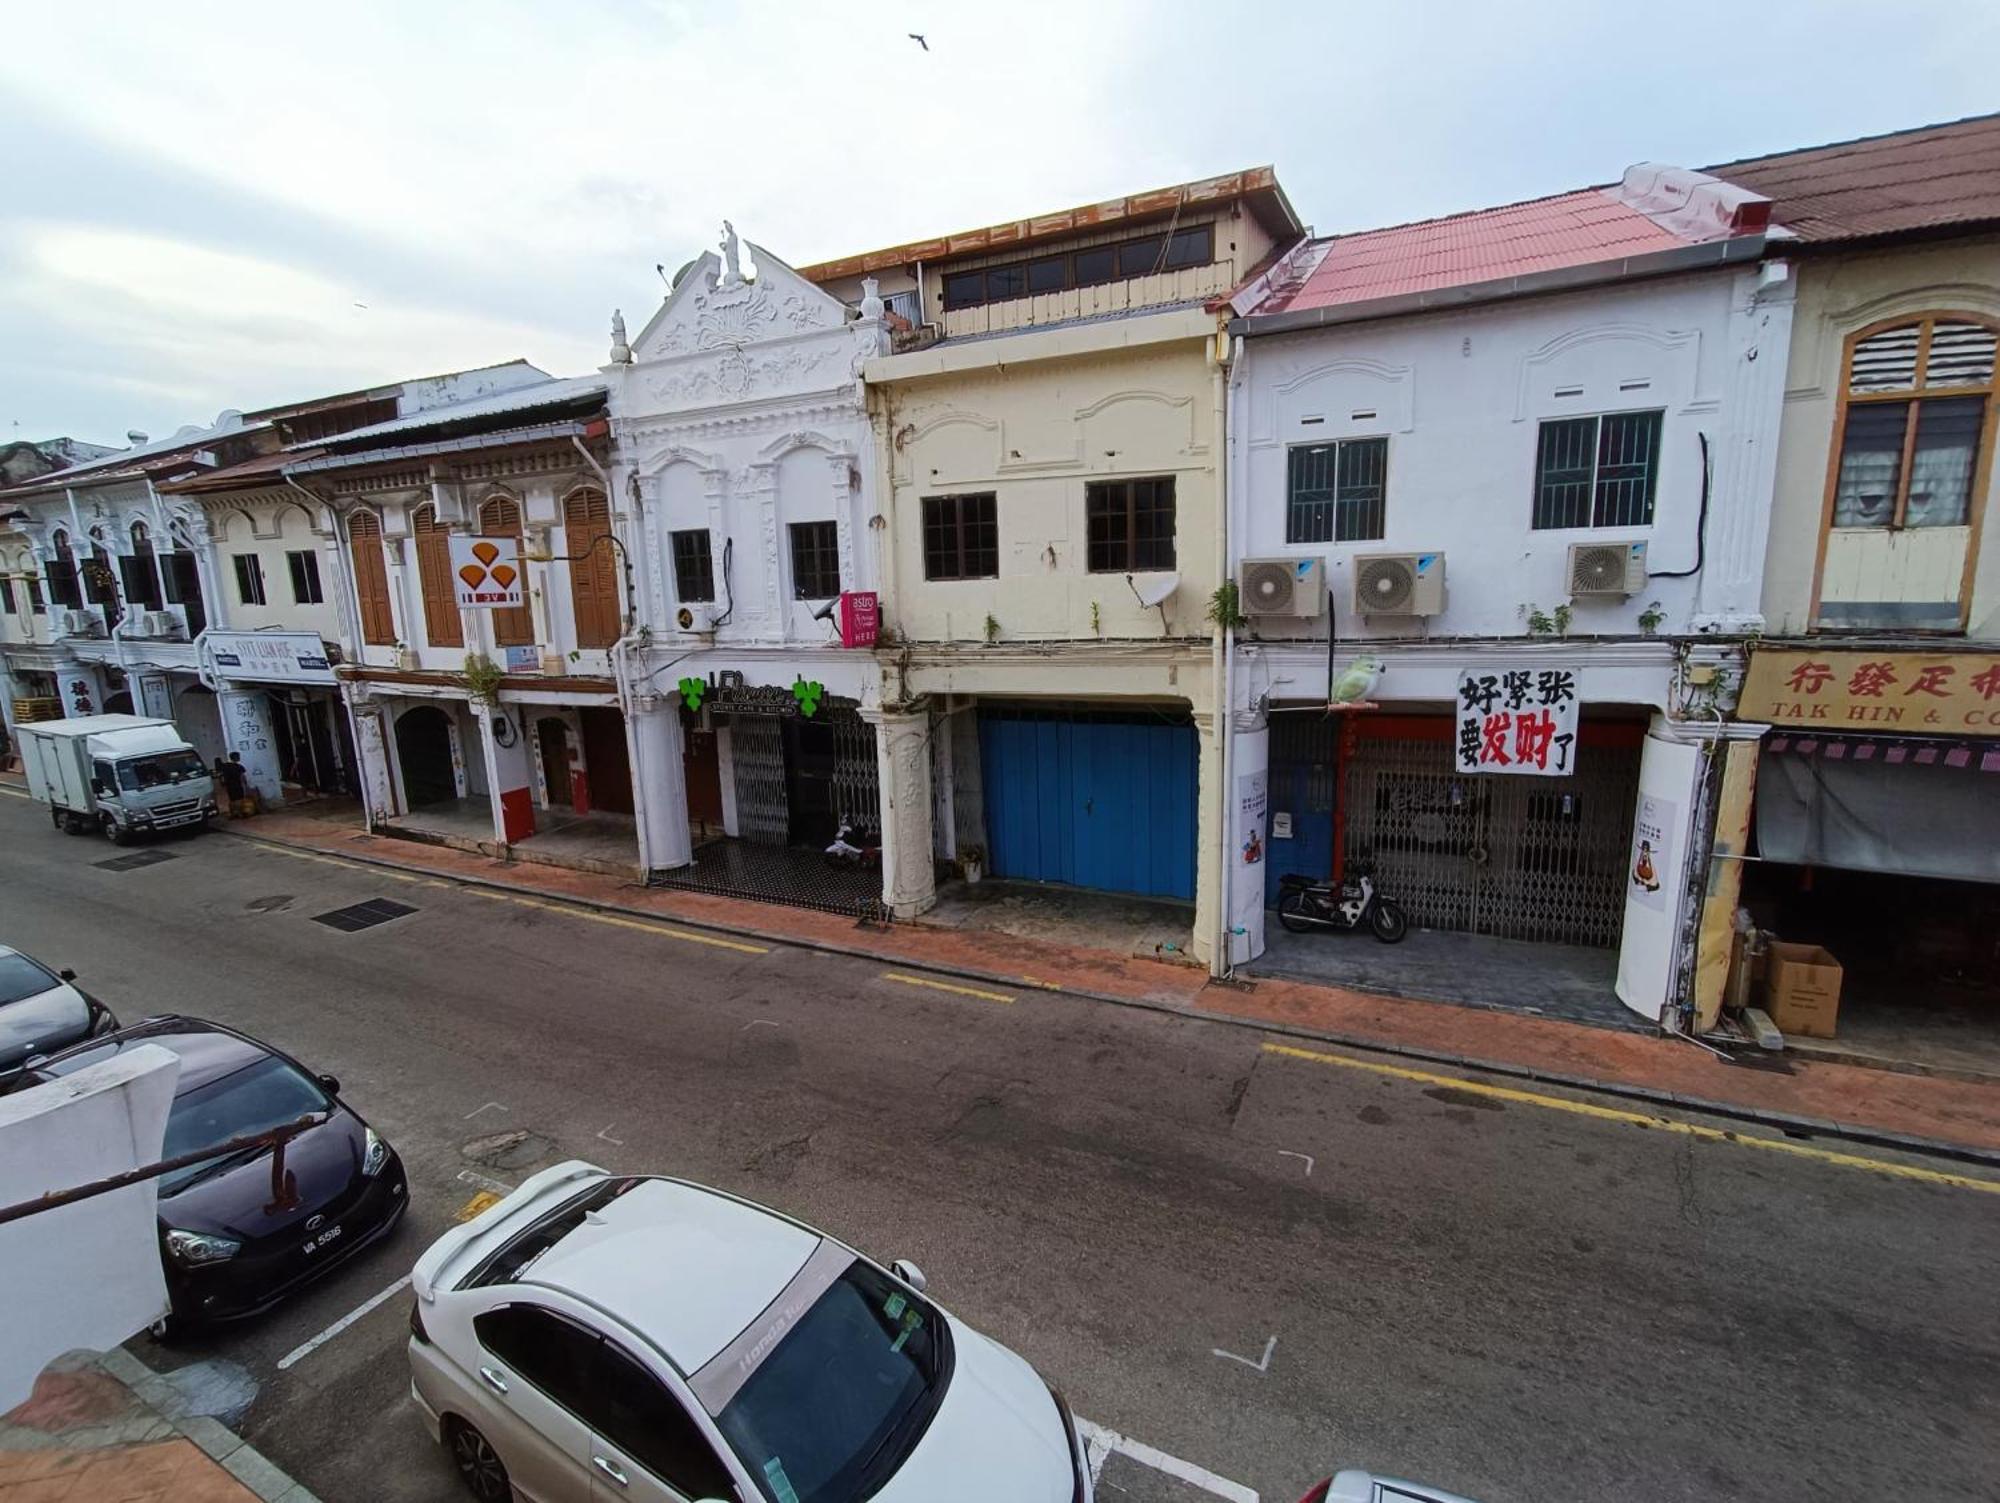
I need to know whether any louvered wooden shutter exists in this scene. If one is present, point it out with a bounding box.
[412,505,463,649]
[480,497,535,647]
[564,489,619,648]
[348,511,396,646]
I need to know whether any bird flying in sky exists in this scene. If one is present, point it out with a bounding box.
[908,32,928,50]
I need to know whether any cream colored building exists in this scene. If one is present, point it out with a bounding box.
[801,171,1301,964]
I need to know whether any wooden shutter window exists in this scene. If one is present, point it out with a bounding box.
[563,488,620,649]
[479,496,535,648]
[347,510,396,646]
[412,504,463,649]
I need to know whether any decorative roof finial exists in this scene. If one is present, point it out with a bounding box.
[608,308,631,364]
[858,276,885,323]
[719,221,745,287]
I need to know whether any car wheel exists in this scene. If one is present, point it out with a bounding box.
[146,1313,183,1345]
[448,1419,512,1503]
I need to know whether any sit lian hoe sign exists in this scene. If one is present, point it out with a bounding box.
[1742,649,2000,735]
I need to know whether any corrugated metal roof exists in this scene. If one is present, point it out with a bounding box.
[0,413,268,495]
[1267,189,1685,315]
[158,448,325,495]
[285,420,596,476]
[1705,111,2000,244]
[310,374,606,449]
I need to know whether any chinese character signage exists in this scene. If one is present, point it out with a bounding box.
[1742,649,2000,736]
[449,535,525,610]
[839,591,880,649]
[206,630,336,685]
[1455,668,1579,776]
[1627,793,1674,913]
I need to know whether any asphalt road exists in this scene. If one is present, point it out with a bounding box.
[4,788,1997,1503]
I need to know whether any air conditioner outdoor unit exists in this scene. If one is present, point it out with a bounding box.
[1351,552,1446,617]
[140,610,181,639]
[675,603,720,634]
[1238,557,1326,618]
[61,609,98,637]
[1567,540,1648,597]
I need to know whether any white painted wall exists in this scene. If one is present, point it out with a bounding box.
[207,496,344,643]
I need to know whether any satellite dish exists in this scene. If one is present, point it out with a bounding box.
[1128,572,1180,609]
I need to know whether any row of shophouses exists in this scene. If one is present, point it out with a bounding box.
[4,113,1997,1045]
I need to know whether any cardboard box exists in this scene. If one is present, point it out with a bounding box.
[1765,941,1843,1039]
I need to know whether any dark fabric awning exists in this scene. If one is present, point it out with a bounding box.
[1757,735,2000,884]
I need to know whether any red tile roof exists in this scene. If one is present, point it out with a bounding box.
[1705,112,2000,245]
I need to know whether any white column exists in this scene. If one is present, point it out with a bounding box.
[474,701,537,846]
[869,706,936,918]
[631,691,692,872]
[1226,714,1270,967]
[1614,715,1707,1023]
[346,692,397,827]
[220,687,282,801]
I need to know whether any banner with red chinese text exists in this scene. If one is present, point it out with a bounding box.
[1741,648,2000,735]
[1455,668,1580,776]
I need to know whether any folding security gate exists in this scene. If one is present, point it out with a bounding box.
[1343,717,1642,946]
[978,706,1198,901]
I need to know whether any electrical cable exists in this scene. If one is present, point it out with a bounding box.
[1649,431,1710,580]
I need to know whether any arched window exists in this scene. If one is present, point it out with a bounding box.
[478,496,535,648]
[164,518,206,637]
[45,530,81,610]
[411,503,463,649]
[84,534,122,629]
[347,509,395,646]
[123,520,162,609]
[1831,315,1997,532]
[562,488,620,649]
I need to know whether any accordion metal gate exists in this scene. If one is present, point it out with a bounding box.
[1343,724,1640,947]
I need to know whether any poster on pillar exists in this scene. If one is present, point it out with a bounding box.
[449,536,525,609]
[1627,793,1674,912]
[1455,669,1579,776]
[1237,768,1267,867]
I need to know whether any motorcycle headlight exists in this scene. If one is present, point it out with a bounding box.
[164,1228,241,1266]
[362,1127,390,1178]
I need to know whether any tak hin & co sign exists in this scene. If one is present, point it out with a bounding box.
[1742,649,2000,735]
[1455,668,1580,776]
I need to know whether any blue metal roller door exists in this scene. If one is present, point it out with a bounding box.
[978,709,1197,900]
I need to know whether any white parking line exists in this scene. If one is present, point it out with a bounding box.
[1075,1417,1259,1502]
[275,1274,412,1371]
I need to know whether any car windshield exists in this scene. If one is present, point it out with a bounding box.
[714,1260,952,1503]
[160,1054,331,1191]
[117,751,207,792]
[0,953,59,1008]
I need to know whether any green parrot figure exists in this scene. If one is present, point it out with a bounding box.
[1330,654,1384,706]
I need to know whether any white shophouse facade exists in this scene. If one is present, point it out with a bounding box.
[1223,170,1795,1021]
[607,234,917,908]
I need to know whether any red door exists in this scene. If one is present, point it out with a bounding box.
[684,726,723,838]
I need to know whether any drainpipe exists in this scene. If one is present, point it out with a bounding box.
[141,478,173,618]
[868,383,903,689]
[287,478,362,660]
[1209,328,1232,978]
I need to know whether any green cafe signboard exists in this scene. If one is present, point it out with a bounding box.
[676,673,833,718]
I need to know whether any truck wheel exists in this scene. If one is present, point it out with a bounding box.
[63,812,89,835]
[105,815,133,847]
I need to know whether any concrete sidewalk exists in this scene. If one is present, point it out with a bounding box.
[215,807,2000,1161]
[0,1351,316,1503]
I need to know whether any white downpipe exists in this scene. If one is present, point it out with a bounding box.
[1210,331,1231,978]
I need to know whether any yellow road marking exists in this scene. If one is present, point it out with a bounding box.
[1261,1042,2000,1195]
[0,787,29,800]
[455,1191,502,1222]
[882,972,1014,1005]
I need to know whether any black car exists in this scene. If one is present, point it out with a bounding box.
[22,1016,408,1332]
[0,945,119,1081]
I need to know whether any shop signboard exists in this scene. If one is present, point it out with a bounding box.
[839,591,880,649]
[206,630,335,685]
[449,536,525,610]
[1454,668,1579,776]
[1742,648,2000,735]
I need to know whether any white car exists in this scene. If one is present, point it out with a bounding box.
[409,1161,1090,1503]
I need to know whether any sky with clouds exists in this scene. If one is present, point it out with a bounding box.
[4,0,1992,446]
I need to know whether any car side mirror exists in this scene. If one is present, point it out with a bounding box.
[891,1259,927,1293]
[317,1072,341,1096]
[59,969,76,981]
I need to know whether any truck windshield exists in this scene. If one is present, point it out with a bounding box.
[117,751,207,792]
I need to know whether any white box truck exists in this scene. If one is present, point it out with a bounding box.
[17,714,219,844]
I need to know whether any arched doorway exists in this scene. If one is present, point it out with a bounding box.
[395,705,457,809]
[537,717,576,810]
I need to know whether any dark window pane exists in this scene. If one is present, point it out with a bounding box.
[120,554,160,608]
[671,529,715,602]
[288,550,322,605]
[586,1342,734,1497]
[233,554,266,606]
[1532,417,1599,530]
[1087,479,1175,572]
[1132,478,1177,569]
[942,270,984,311]
[1085,484,1125,572]
[789,521,841,599]
[1906,396,1984,528]
[1593,410,1662,528]
[474,1307,597,1415]
[963,493,998,577]
[921,495,998,580]
[28,576,45,612]
[1119,236,1167,278]
[0,576,13,614]
[1027,257,1067,294]
[1165,224,1214,270]
[1073,247,1116,287]
[1335,437,1388,542]
[1832,401,1908,528]
[984,264,1027,302]
[1287,444,1337,544]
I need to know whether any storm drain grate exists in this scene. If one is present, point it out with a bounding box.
[94,849,181,872]
[311,897,418,933]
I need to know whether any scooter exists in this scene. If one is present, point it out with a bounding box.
[1276,860,1409,943]
[824,817,882,869]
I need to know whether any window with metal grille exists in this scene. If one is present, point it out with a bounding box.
[788,521,841,599]
[671,529,715,602]
[1531,410,1663,529]
[1831,316,1996,532]
[287,550,323,604]
[1086,477,1177,572]
[921,493,998,580]
[1287,438,1388,543]
[233,553,267,606]
[939,224,1217,310]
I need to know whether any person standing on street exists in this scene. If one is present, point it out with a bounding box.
[217,752,252,817]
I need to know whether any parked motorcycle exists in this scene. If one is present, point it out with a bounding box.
[1276,860,1409,943]
[824,817,882,869]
